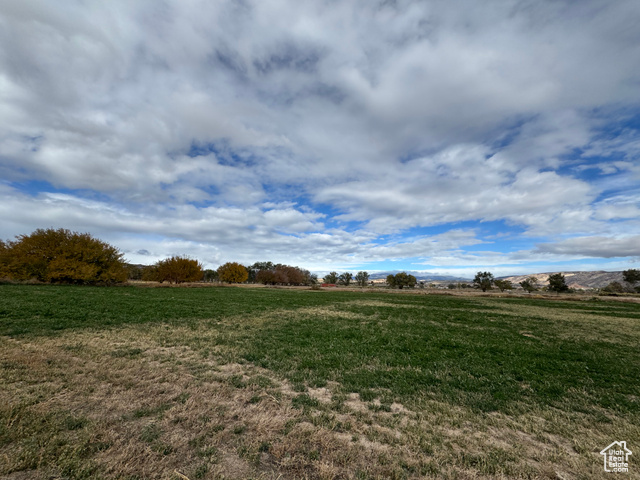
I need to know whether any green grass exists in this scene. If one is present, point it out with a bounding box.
[2,285,638,417]
[241,297,640,415]
[0,284,356,336]
[1,284,639,479]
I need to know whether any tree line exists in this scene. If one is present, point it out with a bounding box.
[0,228,367,287]
[2,229,639,292]
[472,270,640,293]
[472,271,572,293]
[321,271,370,287]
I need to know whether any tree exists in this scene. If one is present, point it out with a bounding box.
[248,261,275,282]
[623,269,640,286]
[390,272,417,289]
[126,264,144,280]
[473,271,494,292]
[217,262,248,283]
[324,272,338,284]
[295,267,315,286]
[255,264,311,285]
[256,269,276,284]
[0,239,9,278]
[2,228,127,284]
[519,277,538,293]
[153,256,203,284]
[547,273,569,293]
[141,265,158,281]
[355,271,370,287]
[494,279,513,292]
[275,264,306,285]
[339,272,353,286]
[386,274,396,288]
[202,269,218,282]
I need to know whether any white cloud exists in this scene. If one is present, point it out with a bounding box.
[314,145,596,235]
[534,236,640,258]
[1,1,640,273]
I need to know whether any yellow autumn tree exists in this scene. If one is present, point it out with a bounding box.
[152,256,203,283]
[217,262,248,283]
[3,228,127,284]
[0,239,10,279]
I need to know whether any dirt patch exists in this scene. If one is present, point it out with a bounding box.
[307,387,333,404]
[344,392,369,413]
[390,402,411,414]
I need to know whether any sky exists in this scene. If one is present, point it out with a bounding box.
[1,0,639,277]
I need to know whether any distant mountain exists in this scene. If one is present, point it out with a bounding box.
[365,270,626,289]
[501,271,624,290]
[367,271,471,283]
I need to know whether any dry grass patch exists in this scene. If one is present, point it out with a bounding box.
[0,324,471,479]
[1,328,294,479]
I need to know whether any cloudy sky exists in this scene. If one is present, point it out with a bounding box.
[1,0,639,277]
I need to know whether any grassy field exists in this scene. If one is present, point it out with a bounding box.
[1,285,639,479]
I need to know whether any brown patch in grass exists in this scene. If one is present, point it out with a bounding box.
[520,331,538,338]
[390,402,411,414]
[346,299,418,309]
[288,305,368,321]
[343,392,368,413]
[0,330,293,479]
[306,387,333,404]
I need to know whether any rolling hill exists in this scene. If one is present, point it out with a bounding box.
[500,271,626,290]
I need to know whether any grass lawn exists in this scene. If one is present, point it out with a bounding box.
[1,284,639,479]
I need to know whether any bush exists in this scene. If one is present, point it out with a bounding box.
[152,256,203,284]
[1,228,127,284]
[218,262,249,283]
[602,282,628,294]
